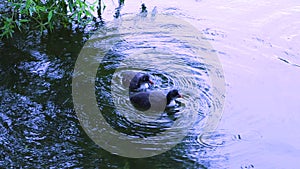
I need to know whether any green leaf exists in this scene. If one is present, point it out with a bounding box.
[36,6,46,12]
[85,10,92,17]
[25,0,31,9]
[77,0,82,8]
[20,19,30,23]
[68,3,73,12]
[29,7,33,16]
[90,5,95,11]
[48,10,53,22]
[77,11,82,21]
[12,2,21,10]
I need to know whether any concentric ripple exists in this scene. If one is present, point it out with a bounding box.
[72,14,225,158]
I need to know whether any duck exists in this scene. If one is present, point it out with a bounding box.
[122,71,154,92]
[129,89,182,111]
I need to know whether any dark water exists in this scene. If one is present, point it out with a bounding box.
[0,30,89,167]
[0,26,226,168]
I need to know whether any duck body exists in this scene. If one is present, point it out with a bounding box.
[129,92,151,111]
[130,89,182,112]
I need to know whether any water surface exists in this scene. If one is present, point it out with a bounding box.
[1,0,300,168]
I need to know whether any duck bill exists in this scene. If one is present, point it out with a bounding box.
[149,80,154,85]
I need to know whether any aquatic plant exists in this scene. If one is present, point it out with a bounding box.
[0,0,102,39]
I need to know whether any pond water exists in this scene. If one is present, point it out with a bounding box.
[1,0,300,168]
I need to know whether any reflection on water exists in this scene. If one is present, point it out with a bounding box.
[1,0,300,168]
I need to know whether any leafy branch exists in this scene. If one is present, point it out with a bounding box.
[0,0,98,39]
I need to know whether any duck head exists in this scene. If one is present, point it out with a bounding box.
[166,89,182,107]
[138,74,154,88]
